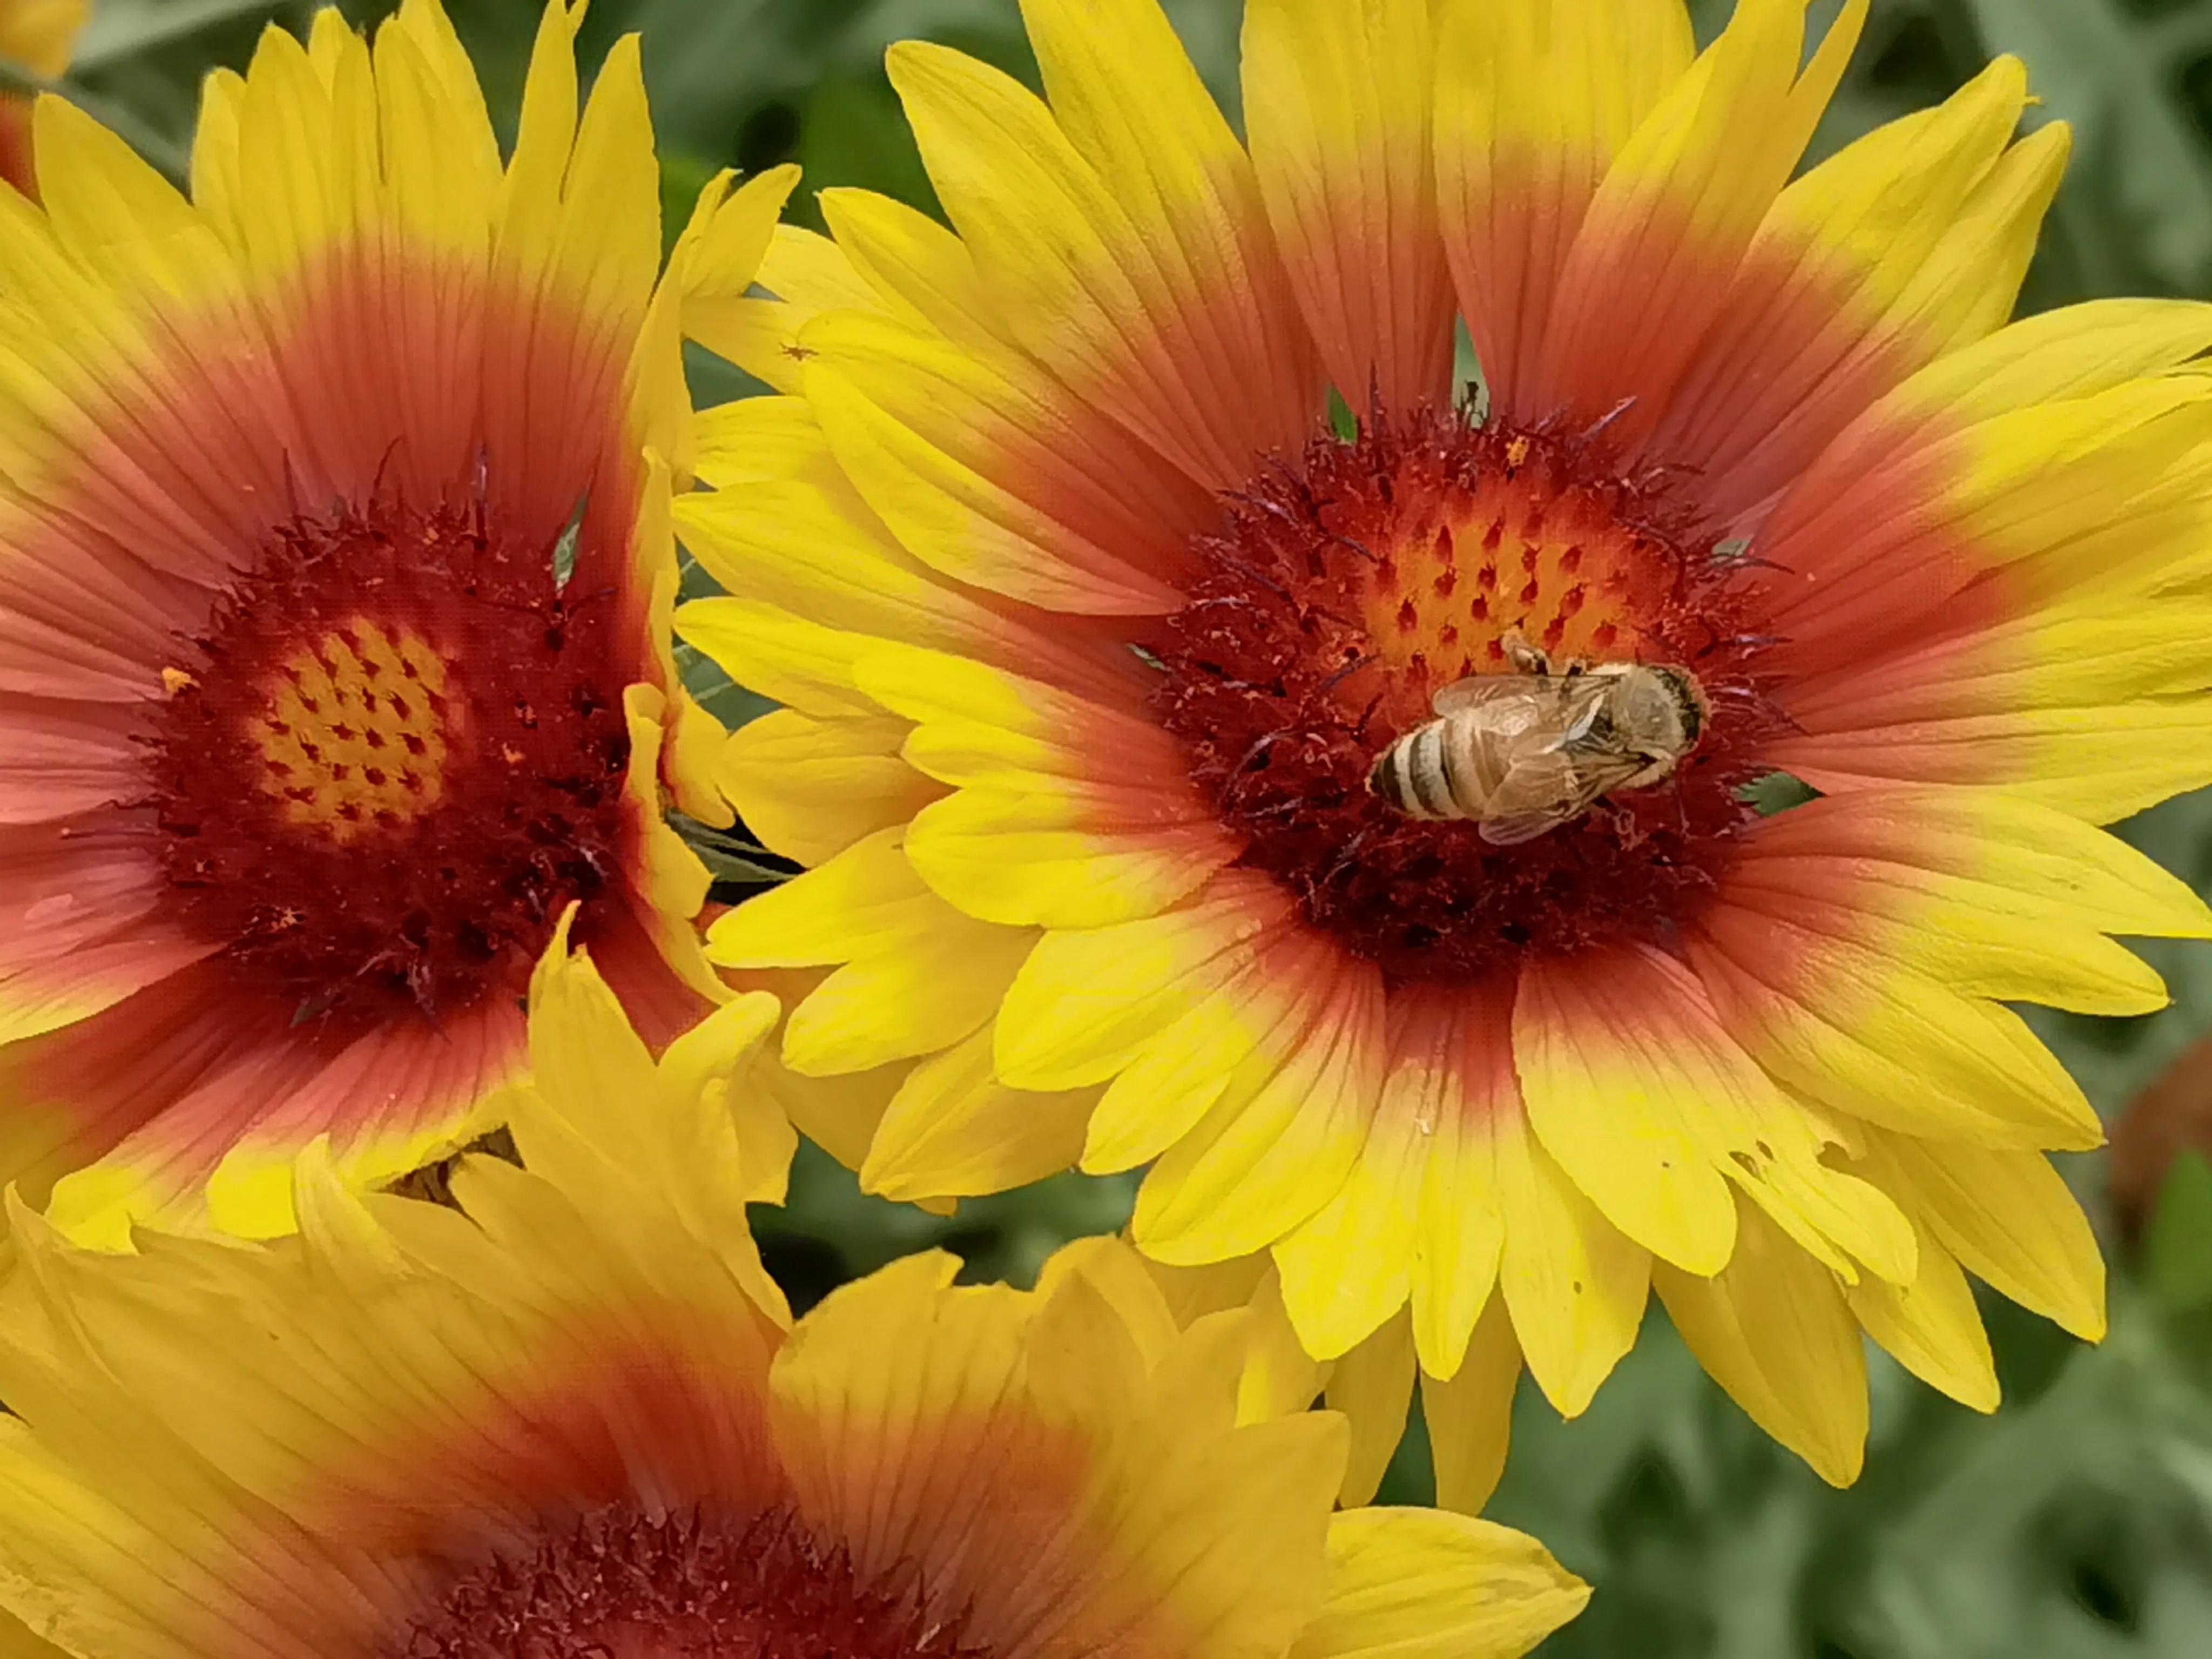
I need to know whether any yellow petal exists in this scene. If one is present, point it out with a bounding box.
[1493,1104,1649,1418]
[1134,952,1387,1263]
[1863,1129,2106,1341]
[892,6,1317,491]
[1242,0,1454,407]
[1274,1092,1425,1362]
[818,185,1000,342]
[1654,1199,1867,1487]
[1325,1309,1415,1507]
[716,709,944,869]
[1654,57,2058,526]
[705,827,936,970]
[1404,987,1512,1380]
[803,309,1190,615]
[996,875,1285,1091]
[1514,949,1739,1274]
[1422,1292,1520,1517]
[1846,1216,2000,1413]
[675,596,878,721]
[691,395,832,491]
[1529,0,1867,436]
[675,163,801,309]
[781,914,1033,1077]
[859,1024,1095,1202]
[1292,1507,1590,1659]
[903,784,1240,932]
[1434,0,1695,410]
[1035,1233,1183,1370]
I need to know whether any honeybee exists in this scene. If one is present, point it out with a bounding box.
[1366,631,1709,845]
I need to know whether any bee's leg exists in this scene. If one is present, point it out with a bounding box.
[1501,625,1551,676]
[1603,801,1648,850]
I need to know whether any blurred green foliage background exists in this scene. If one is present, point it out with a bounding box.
[23,0,2212,1653]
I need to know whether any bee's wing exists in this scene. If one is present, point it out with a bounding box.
[1550,674,1615,745]
[1431,673,1555,719]
[1476,750,1644,846]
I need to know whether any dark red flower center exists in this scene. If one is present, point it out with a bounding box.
[1151,404,1783,981]
[396,1501,989,1659]
[144,485,634,1024]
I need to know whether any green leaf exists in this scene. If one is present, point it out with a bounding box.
[684,340,770,416]
[1326,386,1359,442]
[793,69,939,229]
[669,814,794,888]
[629,0,786,155]
[1737,771,1821,817]
[752,1140,1141,1307]
[2148,1151,2212,1313]
[674,640,777,731]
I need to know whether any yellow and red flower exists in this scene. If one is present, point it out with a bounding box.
[0,934,1587,1659]
[679,0,2212,1485]
[0,0,82,198]
[0,0,787,1244]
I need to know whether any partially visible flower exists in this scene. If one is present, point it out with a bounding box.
[0,934,1588,1659]
[2111,1034,2212,1246]
[0,0,793,1244]
[0,0,83,197]
[677,0,2212,1488]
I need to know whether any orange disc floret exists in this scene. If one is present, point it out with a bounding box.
[1153,404,1782,976]
[147,496,633,1022]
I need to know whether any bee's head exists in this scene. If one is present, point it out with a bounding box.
[1652,666,1709,749]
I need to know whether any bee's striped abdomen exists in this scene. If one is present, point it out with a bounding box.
[1370,720,1461,820]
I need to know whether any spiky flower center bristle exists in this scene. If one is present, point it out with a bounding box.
[1151,406,1782,981]
[397,1501,990,1659]
[146,489,633,1026]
